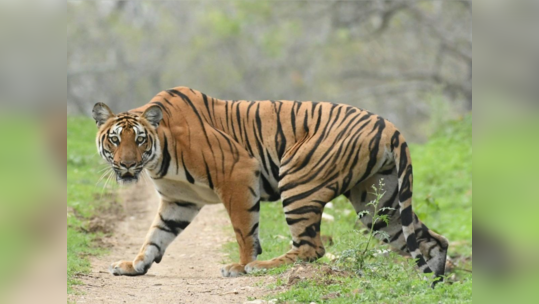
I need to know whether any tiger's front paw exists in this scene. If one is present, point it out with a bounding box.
[220,263,246,277]
[109,260,147,276]
[245,260,269,273]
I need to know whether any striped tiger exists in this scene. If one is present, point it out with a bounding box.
[92,86,448,285]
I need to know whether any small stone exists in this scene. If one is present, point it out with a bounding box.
[243,300,267,304]
[322,213,334,222]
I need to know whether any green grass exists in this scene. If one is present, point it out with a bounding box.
[67,117,118,293]
[224,115,473,303]
[0,117,56,294]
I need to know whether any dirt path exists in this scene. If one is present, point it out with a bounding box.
[69,179,273,304]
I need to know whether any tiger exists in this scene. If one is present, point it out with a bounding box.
[92,86,449,286]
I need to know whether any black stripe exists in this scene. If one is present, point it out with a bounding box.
[379,168,394,175]
[203,156,214,189]
[147,242,162,253]
[389,229,403,242]
[426,244,438,258]
[149,242,163,264]
[229,102,238,142]
[247,200,261,212]
[378,186,399,216]
[157,136,170,178]
[255,239,263,255]
[418,256,428,268]
[248,187,257,197]
[159,214,190,236]
[391,131,400,152]
[284,205,321,215]
[358,117,386,182]
[214,128,240,163]
[173,137,179,174]
[213,133,227,175]
[293,239,316,248]
[268,154,280,182]
[174,201,198,209]
[181,152,195,184]
[400,206,413,226]
[168,89,215,155]
[398,143,408,177]
[311,200,327,206]
[303,109,309,133]
[153,225,174,235]
[406,232,419,252]
[399,165,413,202]
[202,93,214,125]
[163,97,174,107]
[254,104,264,142]
[310,102,317,118]
[298,224,318,238]
[281,172,339,207]
[285,107,334,176]
[261,175,280,201]
[242,118,255,157]
[247,223,259,237]
[285,217,309,225]
[225,101,230,131]
[290,103,297,138]
[236,102,244,142]
[246,101,255,120]
[312,105,322,134]
[253,126,269,173]
[274,102,287,160]
[370,219,388,231]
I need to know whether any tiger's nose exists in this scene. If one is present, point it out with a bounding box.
[120,161,136,169]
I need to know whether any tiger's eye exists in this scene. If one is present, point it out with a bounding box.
[137,137,145,144]
[110,137,119,144]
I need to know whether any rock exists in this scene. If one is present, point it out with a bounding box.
[322,213,334,222]
[325,253,336,260]
[243,300,277,304]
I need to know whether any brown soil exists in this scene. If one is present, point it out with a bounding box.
[69,179,274,304]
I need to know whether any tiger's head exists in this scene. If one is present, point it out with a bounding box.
[92,103,163,185]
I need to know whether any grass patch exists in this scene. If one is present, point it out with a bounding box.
[67,117,119,293]
[224,115,472,303]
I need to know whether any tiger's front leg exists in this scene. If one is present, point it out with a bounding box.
[219,177,262,277]
[109,200,200,276]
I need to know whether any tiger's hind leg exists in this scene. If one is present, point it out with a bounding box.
[348,171,449,283]
[347,172,404,250]
[414,220,449,280]
[244,187,334,273]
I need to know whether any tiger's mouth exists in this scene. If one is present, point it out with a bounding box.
[116,172,139,185]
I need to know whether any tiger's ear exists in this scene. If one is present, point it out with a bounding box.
[142,105,163,128]
[92,103,114,127]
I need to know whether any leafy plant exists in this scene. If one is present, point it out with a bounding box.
[339,178,393,271]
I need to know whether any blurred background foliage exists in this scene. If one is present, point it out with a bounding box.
[67,0,471,142]
[66,1,473,299]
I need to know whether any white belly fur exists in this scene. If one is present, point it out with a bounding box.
[151,177,221,205]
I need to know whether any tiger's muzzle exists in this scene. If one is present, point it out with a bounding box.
[115,161,143,184]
